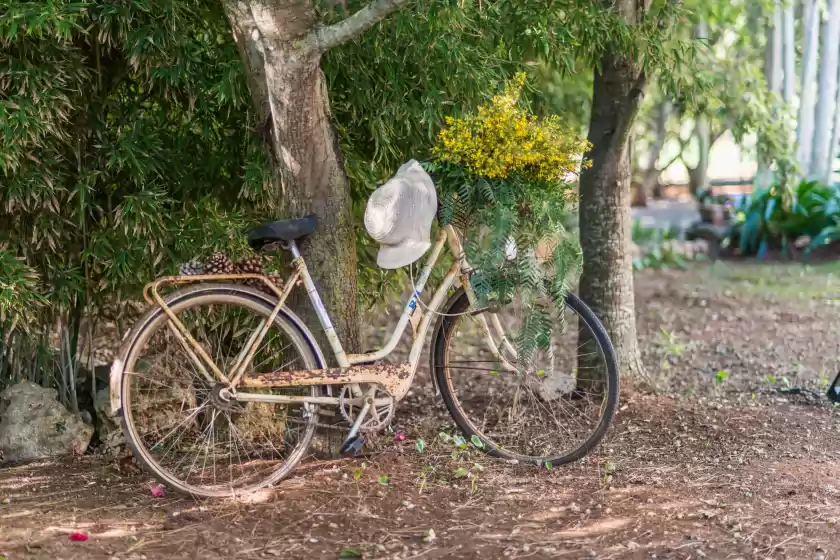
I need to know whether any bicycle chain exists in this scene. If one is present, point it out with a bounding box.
[286,403,396,433]
[287,417,352,432]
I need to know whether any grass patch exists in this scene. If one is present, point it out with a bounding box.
[698,261,840,301]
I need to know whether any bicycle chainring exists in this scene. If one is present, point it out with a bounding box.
[338,384,396,433]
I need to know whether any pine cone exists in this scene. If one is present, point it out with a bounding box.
[245,272,284,295]
[204,252,234,275]
[179,260,205,276]
[266,272,284,291]
[234,255,264,275]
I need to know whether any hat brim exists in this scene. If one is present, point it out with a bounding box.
[376,240,432,269]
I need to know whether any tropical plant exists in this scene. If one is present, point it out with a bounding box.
[630,220,691,270]
[429,74,587,363]
[731,179,840,256]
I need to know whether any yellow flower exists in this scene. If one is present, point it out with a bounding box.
[434,72,589,183]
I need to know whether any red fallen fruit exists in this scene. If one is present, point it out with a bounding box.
[394,431,407,442]
[150,485,166,498]
[69,532,88,542]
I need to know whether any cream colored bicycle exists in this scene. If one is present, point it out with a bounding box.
[110,216,618,498]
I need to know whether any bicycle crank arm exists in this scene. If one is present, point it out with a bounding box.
[238,363,413,400]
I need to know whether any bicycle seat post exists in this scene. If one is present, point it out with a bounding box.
[284,240,301,258]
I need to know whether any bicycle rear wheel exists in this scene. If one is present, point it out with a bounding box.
[430,288,619,466]
[116,284,322,498]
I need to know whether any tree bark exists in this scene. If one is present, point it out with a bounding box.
[757,4,783,188]
[635,100,671,206]
[765,4,783,94]
[222,1,359,357]
[811,0,840,181]
[222,0,412,360]
[781,1,795,105]
[797,0,820,173]
[692,21,710,196]
[579,51,645,379]
[826,66,840,183]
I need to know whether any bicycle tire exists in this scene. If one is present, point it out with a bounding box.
[430,288,619,466]
[114,284,324,498]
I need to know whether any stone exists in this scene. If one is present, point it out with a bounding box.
[94,387,125,453]
[0,381,93,461]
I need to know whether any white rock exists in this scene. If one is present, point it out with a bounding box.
[0,381,93,461]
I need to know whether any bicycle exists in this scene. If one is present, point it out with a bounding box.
[109,216,619,497]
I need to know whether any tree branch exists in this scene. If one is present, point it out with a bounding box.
[305,0,414,54]
[710,124,728,147]
[657,151,683,173]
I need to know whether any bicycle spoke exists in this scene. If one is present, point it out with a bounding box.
[436,289,616,462]
[121,291,319,497]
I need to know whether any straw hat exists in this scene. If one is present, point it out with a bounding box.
[364,160,438,269]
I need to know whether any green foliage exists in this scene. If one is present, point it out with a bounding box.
[635,0,797,189]
[432,168,580,362]
[529,62,593,133]
[0,251,45,332]
[0,0,271,388]
[654,328,684,370]
[325,0,700,303]
[631,220,692,270]
[731,179,840,257]
[426,75,584,369]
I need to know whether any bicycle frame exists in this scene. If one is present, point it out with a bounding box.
[125,225,518,416]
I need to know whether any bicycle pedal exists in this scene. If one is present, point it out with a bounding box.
[340,434,366,457]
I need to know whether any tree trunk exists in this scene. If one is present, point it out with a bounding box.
[275,62,361,354]
[222,0,412,458]
[690,21,711,196]
[652,181,665,199]
[223,1,414,360]
[782,1,795,105]
[811,0,840,181]
[758,4,783,188]
[687,163,708,197]
[579,52,645,379]
[765,4,783,94]
[797,0,820,173]
[827,70,840,184]
[635,100,671,207]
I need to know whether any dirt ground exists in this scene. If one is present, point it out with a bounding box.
[3,261,840,560]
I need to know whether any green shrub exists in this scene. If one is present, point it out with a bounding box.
[731,179,840,257]
[0,0,274,396]
[631,220,690,270]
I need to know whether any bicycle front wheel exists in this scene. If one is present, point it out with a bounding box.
[116,284,322,498]
[430,288,619,466]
